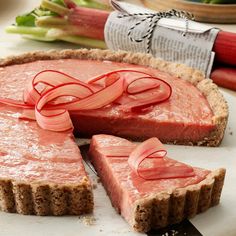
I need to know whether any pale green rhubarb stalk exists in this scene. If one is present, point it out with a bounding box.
[6,26,49,38]
[40,0,70,15]
[6,25,106,48]
[5,0,109,48]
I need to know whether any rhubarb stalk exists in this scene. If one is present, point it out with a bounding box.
[214,31,236,67]
[211,66,236,91]
[6,0,110,48]
[6,0,236,68]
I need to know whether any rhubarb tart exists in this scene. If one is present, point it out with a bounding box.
[0,49,228,146]
[0,105,93,215]
[89,134,226,232]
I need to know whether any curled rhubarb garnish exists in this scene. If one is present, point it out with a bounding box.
[121,76,172,112]
[128,138,195,180]
[0,69,172,132]
[98,145,136,157]
[98,137,195,180]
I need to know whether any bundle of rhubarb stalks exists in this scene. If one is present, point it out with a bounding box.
[6,0,236,91]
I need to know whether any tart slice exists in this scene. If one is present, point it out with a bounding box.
[0,105,93,216]
[89,134,226,232]
[0,49,228,146]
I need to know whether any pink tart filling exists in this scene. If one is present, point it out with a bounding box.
[0,59,215,143]
[89,134,210,224]
[0,105,87,184]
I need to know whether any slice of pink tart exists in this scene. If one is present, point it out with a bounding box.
[0,49,228,146]
[89,134,226,232]
[0,105,93,215]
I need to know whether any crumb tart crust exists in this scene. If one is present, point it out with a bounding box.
[0,49,228,146]
[0,177,93,216]
[132,168,225,232]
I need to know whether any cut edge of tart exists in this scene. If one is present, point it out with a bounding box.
[0,176,93,216]
[0,49,228,146]
[88,134,226,232]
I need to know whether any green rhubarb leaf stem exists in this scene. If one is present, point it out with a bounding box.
[72,0,111,10]
[41,0,70,16]
[60,35,107,48]
[6,25,107,48]
[5,25,49,37]
[36,16,68,27]
[23,35,57,42]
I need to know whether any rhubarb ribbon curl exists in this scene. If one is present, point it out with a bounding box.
[0,69,172,132]
[128,138,195,180]
[102,137,195,180]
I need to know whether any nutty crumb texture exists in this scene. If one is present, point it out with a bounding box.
[161,230,179,236]
[171,230,179,236]
[0,181,94,216]
[228,127,233,136]
[92,183,97,189]
[132,169,225,232]
[80,215,96,226]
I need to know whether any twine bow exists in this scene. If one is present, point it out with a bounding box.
[117,9,194,54]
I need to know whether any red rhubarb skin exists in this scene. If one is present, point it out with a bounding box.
[89,134,210,223]
[0,59,215,143]
[0,104,88,184]
[68,7,109,40]
[214,31,236,67]
[211,67,236,91]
